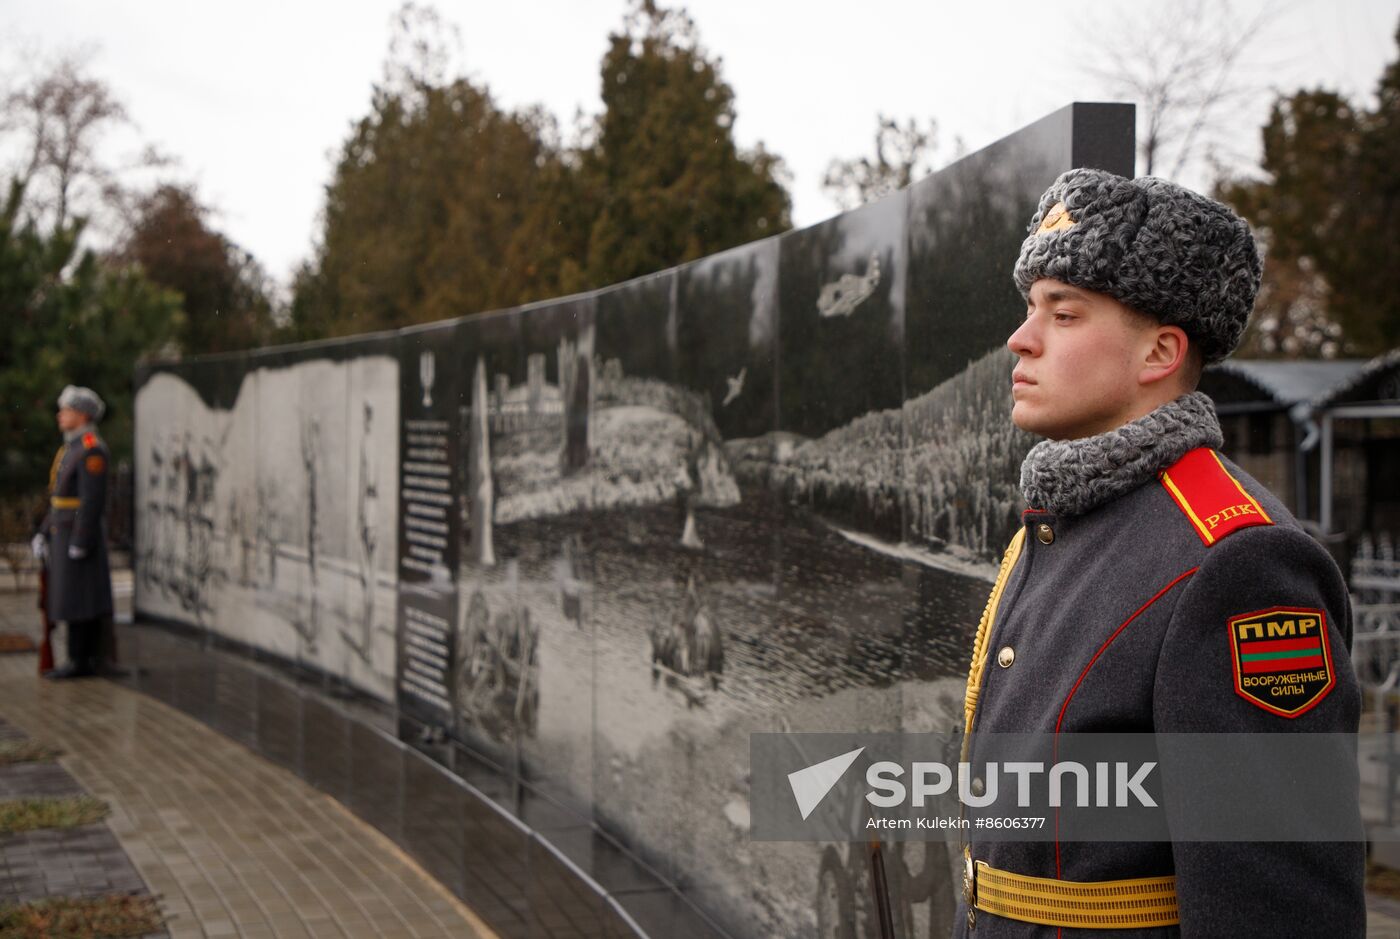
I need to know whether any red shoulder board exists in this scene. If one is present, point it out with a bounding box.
[1159,448,1274,546]
[82,432,97,450]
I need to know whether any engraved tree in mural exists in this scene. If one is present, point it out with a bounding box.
[344,402,380,663]
[769,349,1034,561]
[139,434,165,591]
[294,416,322,652]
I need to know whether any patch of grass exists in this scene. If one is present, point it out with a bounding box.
[0,739,62,765]
[0,893,163,938]
[0,795,108,834]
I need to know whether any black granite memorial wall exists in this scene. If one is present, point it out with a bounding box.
[131,102,1133,939]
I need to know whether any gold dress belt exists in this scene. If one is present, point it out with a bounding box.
[50,496,81,509]
[970,859,1179,929]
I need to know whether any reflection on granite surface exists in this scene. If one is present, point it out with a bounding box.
[350,722,403,843]
[302,694,351,803]
[256,674,302,773]
[403,750,467,896]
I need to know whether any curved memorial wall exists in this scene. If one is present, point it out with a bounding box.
[130,103,1134,938]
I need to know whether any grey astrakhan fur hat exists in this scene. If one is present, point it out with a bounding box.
[1012,168,1262,364]
[57,385,105,421]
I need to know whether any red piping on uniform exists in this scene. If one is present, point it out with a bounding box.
[1051,566,1199,891]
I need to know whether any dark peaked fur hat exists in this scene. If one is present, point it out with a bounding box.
[1013,168,1262,363]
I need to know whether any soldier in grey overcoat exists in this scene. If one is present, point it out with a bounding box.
[32,385,114,679]
[954,170,1363,936]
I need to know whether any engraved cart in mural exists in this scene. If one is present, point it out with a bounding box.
[790,733,959,939]
[649,567,724,705]
[454,566,540,740]
[816,839,955,939]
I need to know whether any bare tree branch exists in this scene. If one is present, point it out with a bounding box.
[1,48,169,247]
[821,113,938,211]
[1080,0,1282,180]
[382,1,464,109]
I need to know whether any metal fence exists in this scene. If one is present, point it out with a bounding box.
[1353,533,1400,700]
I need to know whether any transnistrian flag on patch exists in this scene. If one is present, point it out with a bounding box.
[1228,607,1335,718]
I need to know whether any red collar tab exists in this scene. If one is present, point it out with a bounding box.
[1159,448,1273,546]
[81,432,98,450]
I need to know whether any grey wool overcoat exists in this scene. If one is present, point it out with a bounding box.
[42,428,115,623]
[954,447,1363,938]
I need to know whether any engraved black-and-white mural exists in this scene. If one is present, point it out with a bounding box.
[133,103,1135,939]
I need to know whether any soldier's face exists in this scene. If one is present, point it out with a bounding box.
[57,406,87,432]
[1007,279,1164,440]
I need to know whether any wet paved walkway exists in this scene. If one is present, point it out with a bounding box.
[0,591,494,939]
[3,584,1400,937]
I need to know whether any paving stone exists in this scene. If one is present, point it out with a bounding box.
[0,760,85,799]
[0,823,151,905]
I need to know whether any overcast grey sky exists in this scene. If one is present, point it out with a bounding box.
[5,0,1397,287]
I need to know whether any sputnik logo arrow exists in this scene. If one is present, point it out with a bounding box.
[787,747,864,820]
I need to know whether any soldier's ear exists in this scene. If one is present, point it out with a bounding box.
[1139,325,1190,389]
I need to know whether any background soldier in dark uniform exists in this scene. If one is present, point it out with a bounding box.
[955,170,1363,936]
[32,385,114,679]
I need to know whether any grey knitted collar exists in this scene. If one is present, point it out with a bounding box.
[1019,392,1223,517]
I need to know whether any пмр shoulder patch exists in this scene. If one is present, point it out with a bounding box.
[1229,607,1335,717]
[1159,448,1273,546]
